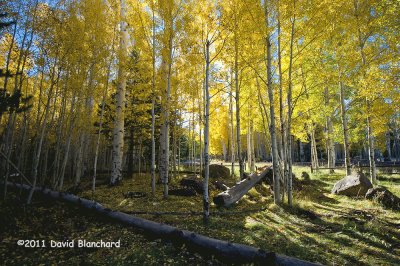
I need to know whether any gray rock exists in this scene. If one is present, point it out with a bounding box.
[365,187,400,210]
[331,172,372,197]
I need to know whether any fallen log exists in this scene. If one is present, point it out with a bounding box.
[213,167,272,207]
[213,180,229,191]
[5,182,318,266]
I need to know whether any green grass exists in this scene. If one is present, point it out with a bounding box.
[83,166,400,265]
[1,166,399,265]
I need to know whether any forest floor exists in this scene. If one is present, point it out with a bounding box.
[1,166,400,265]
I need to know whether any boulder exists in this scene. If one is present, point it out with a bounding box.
[331,172,372,197]
[204,164,230,179]
[365,187,400,210]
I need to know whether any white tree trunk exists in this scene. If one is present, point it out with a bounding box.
[203,41,211,223]
[339,74,351,175]
[111,0,128,185]
[229,70,235,177]
[151,5,156,195]
[286,0,296,206]
[277,0,286,202]
[159,48,172,198]
[250,120,255,172]
[27,62,59,204]
[264,2,280,204]
[233,29,244,180]
[325,87,335,172]
[367,102,377,184]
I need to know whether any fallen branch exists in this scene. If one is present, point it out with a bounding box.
[6,182,318,266]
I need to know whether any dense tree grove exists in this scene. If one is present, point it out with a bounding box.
[1,0,399,209]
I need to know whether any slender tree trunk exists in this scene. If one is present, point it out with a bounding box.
[58,89,77,190]
[52,79,68,188]
[354,1,376,183]
[203,40,211,223]
[286,0,296,206]
[93,60,112,192]
[229,69,235,177]
[111,0,128,185]
[250,120,255,172]
[247,103,252,172]
[27,63,59,204]
[138,137,143,176]
[325,87,335,173]
[159,31,173,198]
[277,0,286,201]
[264,2,280,204]
[151,5,156,194]
[366,101,377,183]
[386,133,392,160]
[199,86,203,176]
[310,126,319,171]
[339,71,351,175]
[74,133,84,186]
[234,29,243,180]
[172,125,177,179]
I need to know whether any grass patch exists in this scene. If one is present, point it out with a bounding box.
[1,166,399,265]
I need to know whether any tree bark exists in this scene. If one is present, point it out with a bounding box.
[339,71,351,175]
[203,40,211,223]
[366,101,377,184]
[229,69,235,177]
[27,61,59,204]
[111,0,128,185]
[264,1,280,204]
[286,0,296,206]
[233,8,244,180]
[277,0,286,202]
[159,26,173,198]
[213,167,272,207]
[325,87,335,173]
[150,4,156,194]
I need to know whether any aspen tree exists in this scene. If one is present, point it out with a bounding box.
[111,0,128,185]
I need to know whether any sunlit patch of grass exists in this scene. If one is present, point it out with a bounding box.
[75,167,400,265]
[3,165,399,265]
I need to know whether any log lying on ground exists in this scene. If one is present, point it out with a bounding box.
[5,181,317,266]
[213,180,229,191]
[213,167,272,207]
